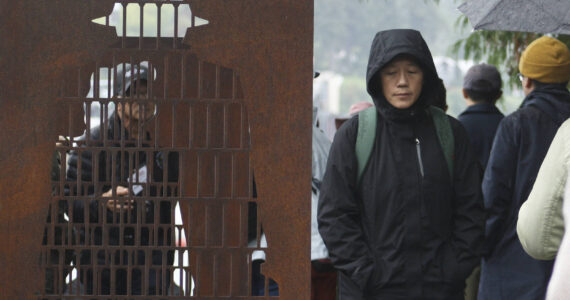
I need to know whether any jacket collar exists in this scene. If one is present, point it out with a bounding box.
[521,85,570,125]
[459,103,502,116]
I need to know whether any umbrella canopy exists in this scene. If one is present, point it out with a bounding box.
[459,0,570,35]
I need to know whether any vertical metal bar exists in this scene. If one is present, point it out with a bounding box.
[163,56,168,100]
[69,74,76,143]
[247,249,252,296]
[256,204,261,250]
[139,3,143,49]
[110,251,116,296]
[86,101,92,143]
[213,252,218,297]
[144,248,150,296]
[206,103,211,149]
[232,70,237,100]
[122,2,127,48]
[163,152,169,198]
[111,150,117,224]
[187,199,193,248]
[191,5,196,28]
[161,257,165,296]
[126,250,132,296]
[171,103,176,148]
[215,65,220,100]
[214,153,219,198]
[173,3,179,49]
[138,104,143,149]
[127,58,134,143]
[195,251,201,296]
[180,53,185,99]
[108,65,112,99]
[156,3,162,49]
[240,104,245,150]
[197,60,202,99]
[112,54,118,100]
[94,64,100,99]
[146,150,152,198]
[127,149,133,225]
[136,162,142,248]
[104,100,109,147]
[189,101,194,149]
[93,148,100,216]
[223,104,228,149]
[59,149,65,199]
[229,251,234,296]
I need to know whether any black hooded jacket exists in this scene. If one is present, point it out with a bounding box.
[318,29,485,299]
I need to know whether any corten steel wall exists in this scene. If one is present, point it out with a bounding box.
[0,1,312,299]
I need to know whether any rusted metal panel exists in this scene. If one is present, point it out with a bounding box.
[0,1,312,299]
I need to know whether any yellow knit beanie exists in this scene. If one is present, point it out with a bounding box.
[519,36,570,84]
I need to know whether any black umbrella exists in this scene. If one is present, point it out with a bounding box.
[459,0,570,35]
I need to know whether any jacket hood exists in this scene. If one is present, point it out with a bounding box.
[522,84,570,125]
[366,29,439,120]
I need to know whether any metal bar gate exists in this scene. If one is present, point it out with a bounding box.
[0,1,313,299]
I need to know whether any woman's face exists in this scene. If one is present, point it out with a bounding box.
[379,56,424,109]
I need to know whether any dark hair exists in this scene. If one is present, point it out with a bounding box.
[465,88,501,104]
[431,78,447,111]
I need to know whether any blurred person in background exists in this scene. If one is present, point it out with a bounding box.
[334,101,374,130]
[457,63,503,300]
[66,62,179,296]
[458,63,504,170]
[314,99,372,299]
[311,102,335,299]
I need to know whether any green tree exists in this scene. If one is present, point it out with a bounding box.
[449,4,570,87]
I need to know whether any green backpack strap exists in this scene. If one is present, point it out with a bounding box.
[429,106,454,178]
[356,106,377,183]
[355,106,454,183]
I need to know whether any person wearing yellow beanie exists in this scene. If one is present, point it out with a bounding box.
[479,36,570,300]
[519,36,570,95]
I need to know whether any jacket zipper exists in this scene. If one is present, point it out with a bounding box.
[415,138,424,178]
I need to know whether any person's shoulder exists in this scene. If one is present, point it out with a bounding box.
[500,106,544,130]
[443,115,472,144]
[445,114,466,133]
[456,109,472,124]
[457,109,469,119]
[81,124,104,143]
[333,114,359,145]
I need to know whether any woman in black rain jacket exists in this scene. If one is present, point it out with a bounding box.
[317,29,485,299]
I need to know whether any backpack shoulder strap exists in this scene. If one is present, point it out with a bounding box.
[356,106,377,183]
[429,106,454,178]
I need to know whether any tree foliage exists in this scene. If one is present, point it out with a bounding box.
[450,7,570,87]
